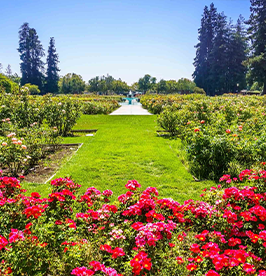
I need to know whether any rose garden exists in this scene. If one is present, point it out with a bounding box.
[1,87,266,275]
[1,0,266,274]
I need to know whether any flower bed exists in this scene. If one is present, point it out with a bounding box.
[82,100,120,115]
[141,94,266,180]
[0,168,266,275]
[0,90,120,133]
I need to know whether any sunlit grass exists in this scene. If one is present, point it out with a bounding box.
[23,115,214,203]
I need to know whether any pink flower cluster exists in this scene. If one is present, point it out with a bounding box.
[71,261,123,276]
[133,221,176,247]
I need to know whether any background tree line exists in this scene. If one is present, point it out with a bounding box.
[193,0,266,95]
[2,0,265,96]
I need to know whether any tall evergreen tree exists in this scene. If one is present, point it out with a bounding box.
[193,3,217,95]
[29,28,45,89]
[193,6,209,91]
[45,37,60,93]
[209,12,229,95]
[246,0,266,94]
[194,4,248,95]
[18,23,31,85]
[227,16,248,92]
[18,23,45,88]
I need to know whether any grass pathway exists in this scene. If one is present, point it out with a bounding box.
[24,115,214,203]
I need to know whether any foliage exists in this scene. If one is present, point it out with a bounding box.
[0,168,266,275]
[245,0,266,94]
[0,74,19,94]
[45,37,60,94]
[157,107,179,136]
[140,94,205,114]
[193,4,247,95]
[59,73,86,94]
[142,94,266,180]
[88,75,129,94]
[136,77,200,95]
[250,82,263,92]
[193,87,206,94]
[82,100,120,115]
[0,90,82,136]
[23,83,41,95]
[0,121,60,176]
[18,23,45,89]
[8,73,21,85]
[43,95,81,136]
[138,74,157,93]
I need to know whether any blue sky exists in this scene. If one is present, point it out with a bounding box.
[0,0,250,85]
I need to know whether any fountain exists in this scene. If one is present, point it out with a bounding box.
[122,91,139,105]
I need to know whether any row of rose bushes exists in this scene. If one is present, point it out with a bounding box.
[0,88,121,136]
[0,120,61,176]
[0,87,120,176]
[82,100,120,115]
[140,94,205,114]
[71,95,124,102]
[0,166,266,275]
[141,94,266,180]
[69,95,121,114]
[0,88,81,137]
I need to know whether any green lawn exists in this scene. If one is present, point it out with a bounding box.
[23,115,214,203]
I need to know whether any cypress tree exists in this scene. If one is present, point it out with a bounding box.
[246,0,266,94]
[45,37,60,93]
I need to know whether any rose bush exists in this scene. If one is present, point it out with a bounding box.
[0,168,266,275]
[0,120,61,176]
[0,87,121,135]
[82,100,120,115]
[142,94,266,180]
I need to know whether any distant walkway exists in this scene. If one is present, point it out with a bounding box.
[110,104,152,115]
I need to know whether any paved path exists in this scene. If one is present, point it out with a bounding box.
[110,104,152,115]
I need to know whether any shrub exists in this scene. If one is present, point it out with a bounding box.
[0,121,61,176]
[23,83,41,95]
[146,94,266,180]
[43,95,81,136]
[0,74,18,94]
[193,87,206,95]
[0,168,266,275]
[157,106,179,136]
[82,100,120,115]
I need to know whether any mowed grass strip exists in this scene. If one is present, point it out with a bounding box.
[23,115,214,203]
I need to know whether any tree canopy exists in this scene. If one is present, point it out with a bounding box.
[45,37,60,93]
[59,73,86,94]
[88,74,129,94]
[193,4,247,95]
[18,23,45,89]
[245,0,266,94]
